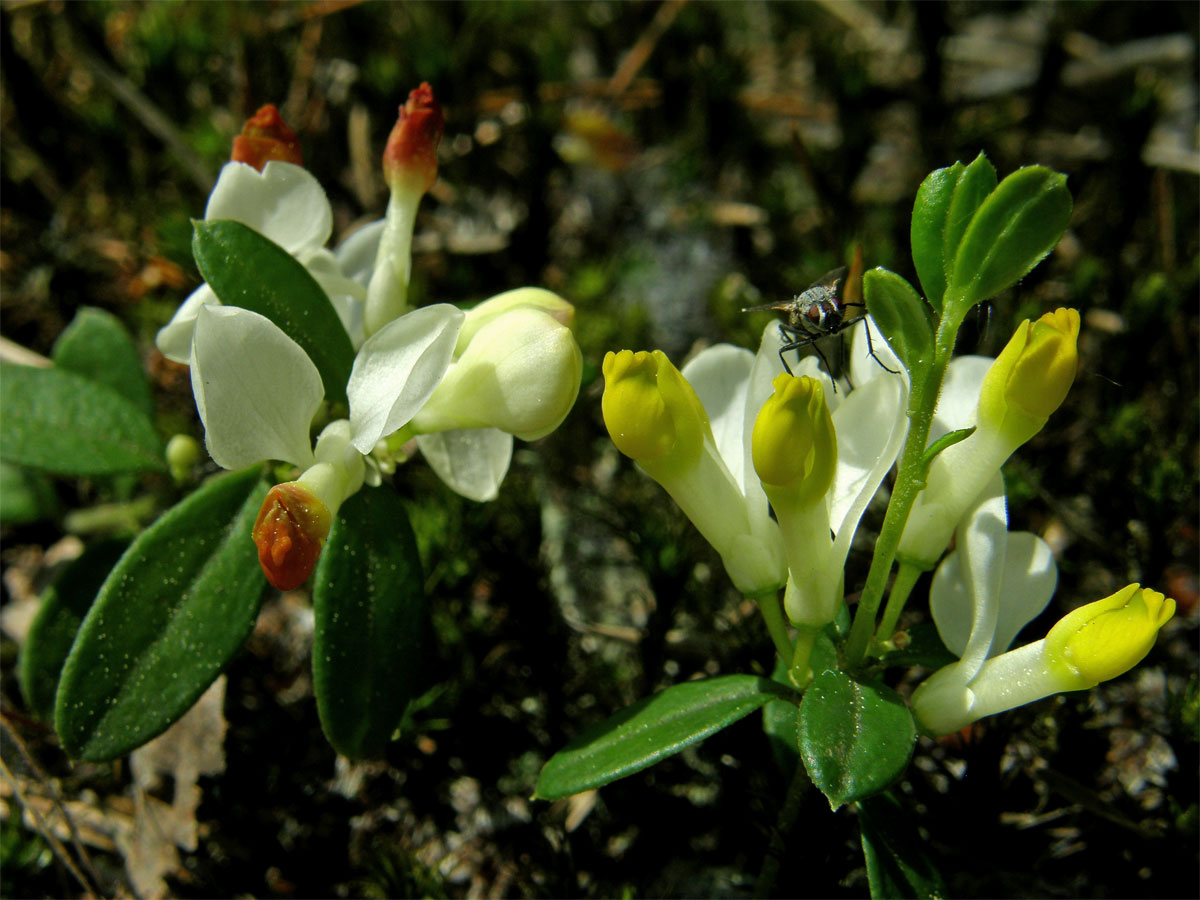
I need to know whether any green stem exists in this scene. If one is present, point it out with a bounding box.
[876,560,923,642]
[790,625,820,687]
[754,590,794,664]
[845,307,966,668]
[755,756,811,897]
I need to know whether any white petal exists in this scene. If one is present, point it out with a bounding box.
[829,371,908,546]
[190,306,321,470]
[929,354,992,442]
[206,160,332,254]
[848,316,907,389]
[156,284,218,363]
[991,532,1057,654]
[335,218,386,285]
[930,472,1007,673]
[417,428,513,502]
[347,304,465,453]
[681,344,753,493]
[299,247,367,349]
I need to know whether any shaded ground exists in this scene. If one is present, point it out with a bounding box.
[2,2,1197,897]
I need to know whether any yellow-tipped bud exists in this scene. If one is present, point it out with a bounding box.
[1045,584,1176,687]
[978,307,1080,443]
[752,374,836,505]
[601,350,709,468]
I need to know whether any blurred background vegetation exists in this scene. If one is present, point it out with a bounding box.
[1,1,1197,897]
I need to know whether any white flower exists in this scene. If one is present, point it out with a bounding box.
[156,160,368,361]
[910,477,1059,735]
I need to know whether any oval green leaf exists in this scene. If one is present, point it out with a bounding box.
[797,670,916,810]
[52,307,152,417]
[909,162,963,313]
[940,153,997,287]
[863,268,934,373]
[54,467,268,760]
[192,219,354,409]
[947,166,1072,312]
[536,674,788,800]
[18,539,128,721]
[0,364,165,476]
[311,488,426,759]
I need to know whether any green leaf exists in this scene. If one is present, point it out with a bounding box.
[863,268,934,372]
[0,462,58,524]
[858,792,947,899]
[947,166,1072,312]
[920,426,976,471]
[941,154,997,287]
[536,674,788,800]
[797,670,916,809]
[192,219,354,409]
[52,307,152,417]
[0,365,165,476]
[763,657,804,773]
[18,540,127,721]
[312,488,426,759]
[909,154,997,314]
[54,467,268,760]
[909,162,962,313]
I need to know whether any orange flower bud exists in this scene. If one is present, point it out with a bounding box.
[383,83,444,195]
[231,105,302,171]
[251,482,331,590]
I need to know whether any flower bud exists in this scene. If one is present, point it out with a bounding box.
[383,82,444,196]
[165,433,202,485]
[977,308,1079,445]
[1044,584,1175,687]
[915,582,1177,735]
[231,104,302,171]
[601,349,708,469]
[364,84,446,337]
[252,482,332,591]
[457,288,575,354]
[411,308,582,441]
[752,374,836,505]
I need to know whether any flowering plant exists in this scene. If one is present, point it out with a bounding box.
[534,155,1176,893]
[9,86,582,761]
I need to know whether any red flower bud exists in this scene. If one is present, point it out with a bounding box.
[251,482,331,590]
[383,83,444,194]
[232,104,303,171]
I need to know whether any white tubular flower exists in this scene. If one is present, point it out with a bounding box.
[914,518,1174,737]
[910,477,1061,735]
[156,159,346,362]
[751,321,910,629]
[601,345,786,597]
[899,309,1081,569]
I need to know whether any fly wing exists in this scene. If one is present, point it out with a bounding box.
[742,299,797,313]
[809,266,847,292]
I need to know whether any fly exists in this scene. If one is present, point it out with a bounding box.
[743,246,898,386]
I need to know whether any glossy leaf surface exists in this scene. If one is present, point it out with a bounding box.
[798,670,916,809]
[312,488,426,759]
[536,674,788,800]
[55,467,268,760]
[193,219,354,409]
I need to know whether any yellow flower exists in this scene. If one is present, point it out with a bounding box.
[1044,584,1176,687]
[752,374,836,505]
[601,350,709,472]
[977,307,1080,445]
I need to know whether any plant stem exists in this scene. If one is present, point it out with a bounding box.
[876,560,923,642]
[754,590,794,664]
[845,307,966,668]
[755,757,811,897]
